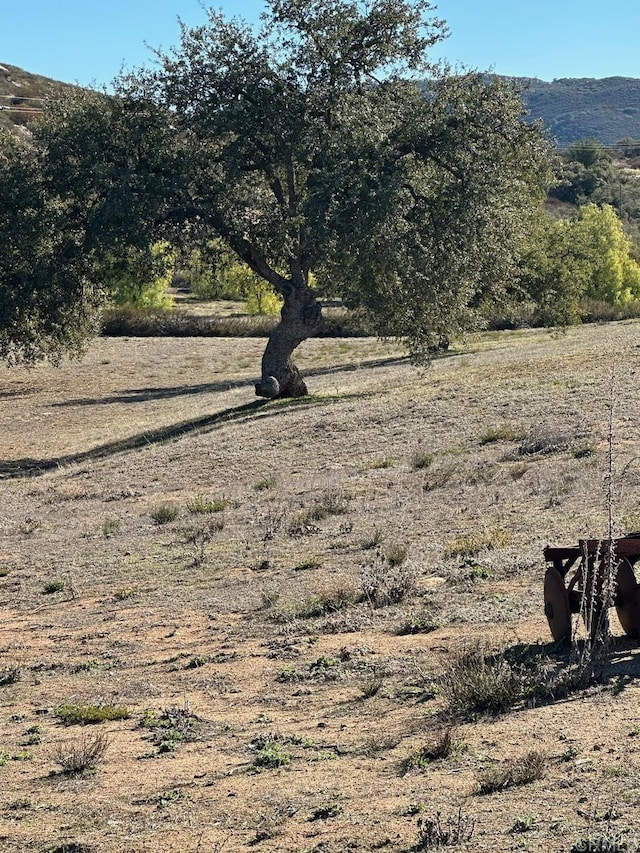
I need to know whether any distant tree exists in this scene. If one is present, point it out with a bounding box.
[550,138,615,205]
[518,203,640,323]
[613,137,640,161]
[1,0,551,392]
[102,242,176,309]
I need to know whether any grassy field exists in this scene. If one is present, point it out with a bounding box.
[2,322,640,852]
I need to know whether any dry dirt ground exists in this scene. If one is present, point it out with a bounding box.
[2,323,640,853]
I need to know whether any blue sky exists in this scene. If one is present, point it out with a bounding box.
[2,0,639,87]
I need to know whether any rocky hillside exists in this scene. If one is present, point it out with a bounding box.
[516,76,640,148]
[0,63,72,137]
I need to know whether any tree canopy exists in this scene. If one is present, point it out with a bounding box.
[1,0,552,393]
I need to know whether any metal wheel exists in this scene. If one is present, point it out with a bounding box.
[544,566,571,642]
[614,558,639,638]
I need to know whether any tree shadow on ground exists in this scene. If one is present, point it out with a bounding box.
[0,390,373,480]
[50,354,413,407]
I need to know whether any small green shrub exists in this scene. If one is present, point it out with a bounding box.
[254,741,292,769]
[42,580,65,595]
[245,279,283,316]
[509,815,537,834]
[139,707,204,753]
[150,504,179,525]
[55,703,130,726]
[310,804,344,821]
[369,456,395,470]
[0,666,21,686]
[294,555,323,571]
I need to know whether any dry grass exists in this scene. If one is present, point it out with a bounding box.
[1,324,640,851]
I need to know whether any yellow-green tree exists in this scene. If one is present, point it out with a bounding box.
[575,204,640,305]
[105,242,175,309]
[519,204,640,324]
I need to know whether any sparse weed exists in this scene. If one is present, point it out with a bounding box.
[360,676,384,698]
[444,528,510,559]
[517,430,574,457]
[307,487,351,520]
[22,724,41,745]
[186,495,228,514]
[181,518,224,565]
[422,460,458,492]
[310,803,344,820]
[411,450,434,471]
[359,734,401,756]
[440,643,525,718]
[150,504,179,525]
[0,567,9,577]
[142,787,190,809]
[361,552,418,607]
[401,729,455,774]
[101,517,121,537]
[509,461,529,480]
[509,815,537,834]
[476,750,546,794]
[416,807,476,849]
[51,732,109,775]
[55,703,130,726]
[254,474,277,491]
[259,589,280,610]
[283,579,358,619]
[360,528,384,550]
[479,424,523,445]
[397,607,440,635]
[369,455,395,470]
[113,588,137,601]
[294,555,323,571]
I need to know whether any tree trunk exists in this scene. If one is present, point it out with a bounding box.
[255,282,321,399]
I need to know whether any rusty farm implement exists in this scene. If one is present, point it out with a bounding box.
[543,536,640,642]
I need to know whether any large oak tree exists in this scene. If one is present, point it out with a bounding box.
[1,0,551,393]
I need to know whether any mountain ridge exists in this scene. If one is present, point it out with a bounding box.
[2,61,640,149]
